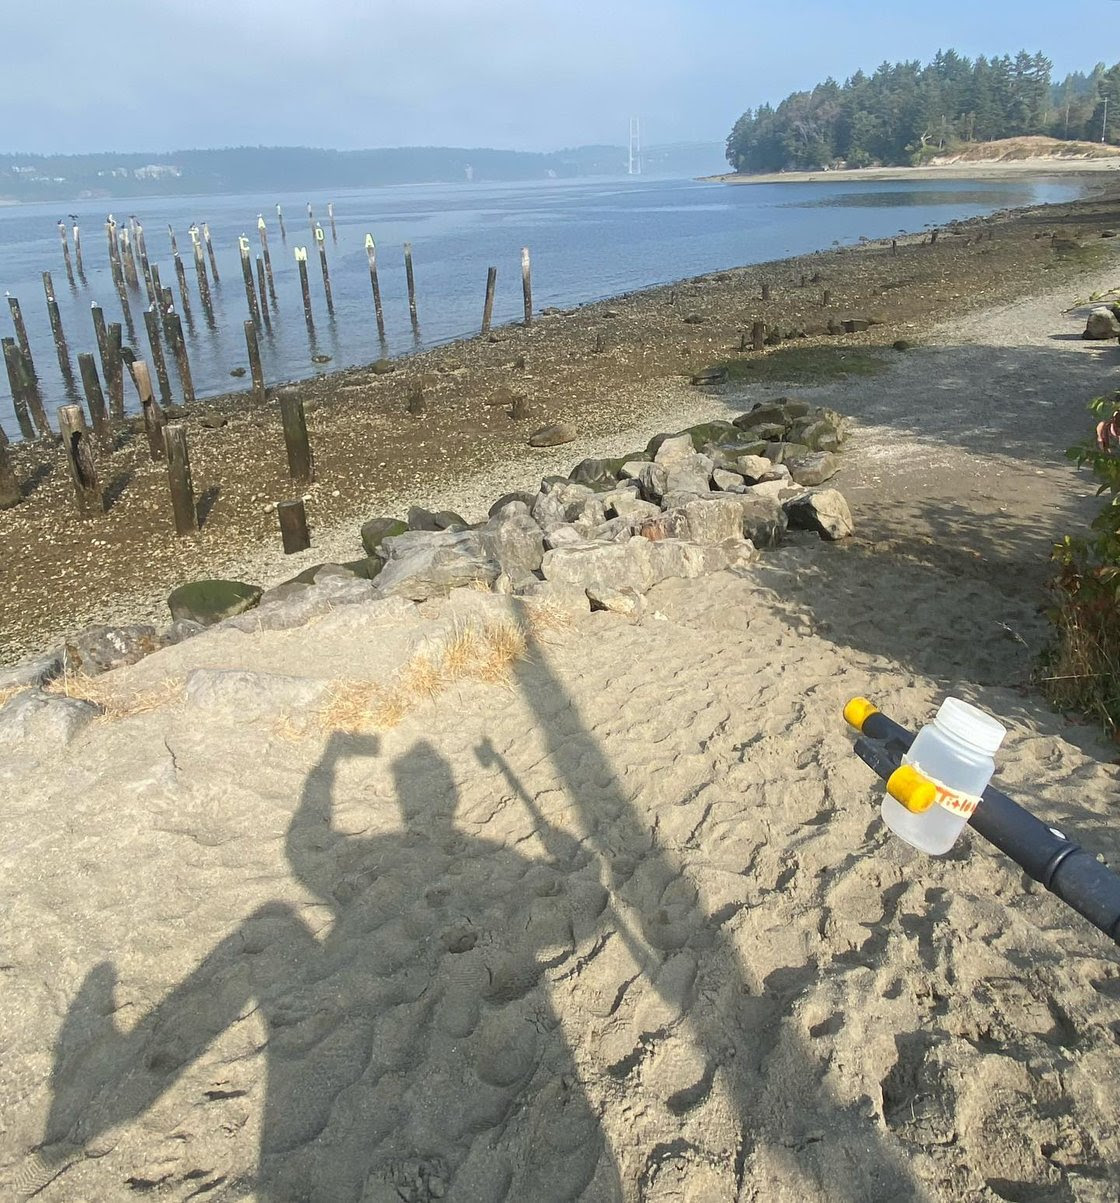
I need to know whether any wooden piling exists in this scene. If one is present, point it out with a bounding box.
[930,229,939,246]
[57,404,103,516]
[203,222,220,281]
[169,227,193,324]
[307,202,315,241]
[135,222,154,302]
[42,271,76,388]
[58,221,76,287]
[328,201,337,241]
[238,235,262,327]
[295,248,313,324]
[0,435,19,508]
[150,264,164,309]
[257,215,276,300]
[120,228,140,289]
[245,319,265,402]
[7,294,36,377]
[891,239,898,256]
[91,302,109,375]
[77,352,110,440]
[132,360,165,460]
[520,246,532,327]
[142,306,173,405]
[255,258,272,329]
[276,203,287,241]
[188,225,213,315]
[762,282,771,301]
[279,390,313,483]
[106,322,125,420]
[822,290,831,307]
[162,423,197,535]
[2,338,36,439]
[314,224,334,314]
[481,266,497,335]
[365,234,386,342]
[277,498,310,553]
[800,274,808,288]
[106,216,123,287]
[404,241,419,331]
[752,320,766,352]
[168,313,195,405]
[72,219,85,279]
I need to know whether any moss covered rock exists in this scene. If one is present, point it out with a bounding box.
[361,516,409,556]
[168,579,263,626]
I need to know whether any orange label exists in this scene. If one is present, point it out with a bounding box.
[912,765,981,817]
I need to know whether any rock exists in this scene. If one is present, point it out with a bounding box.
[712,469,746,492]
[787,451,840,487]
[731,454,774,483]
[842,317,873,333]
[785,489,854,540]
[514,579,591,616]
[586,585,645,617]
[480,509,545,580]
[361,516,410,556]
[163,619,206,646]
[682,313,706,324]
[407,507,469,532]
[528,424,576,448]
[1083,307,1120,339]
[644,538,758,584]
[635,510,692,542]
[568,457,624,492]
[544,525,586,550]
[541,540,654,595]
[488,491,536,518]
[653,434,698,467]
[0,688,99,747]
[789,418,842,453]
[372,359,395,374]
[167,579,263,626]
[690,366,727,386]
[602,492,660,523]
[621,461,669,504]
[734,494,788,547]
[377,530,501,599]
[228,367,246,378]
[225,577,377,632]
[590,516,637,543]
[748,479,806,504]
[763,441,810,465]
[200,413,229,428]
[0,650,63,691]
[893,339,914,351]
[311,353,332,364]
[681,496,747,545]
[63,624,163,675]
[184,669,329,720]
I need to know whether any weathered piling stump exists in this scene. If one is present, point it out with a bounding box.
[7,294,37,377]
[120,228,140,289]
[752,320,766,352]
[278,498,310,553]
[307,202,316,241]
[0,435,19,508]
[57,405,103,516]
[365,234,386,343]
[593,332,606,354]
[2,338,37,439]
[106,216,124,287]
[132,360,165,461]
[72,219,85,279]
[276,203,287,241]
[255,258,272,329]
[245,320,266,402]
[762,282,771,301]
[106,322,125,420]
[521,246,533,327]
[822,290,831,307]
[163,423,197,535]
[169,227,193,325]
[58,221,76,287]
[295,247,314,325]
[257,215,276,301]
[315,224,334,314]
[42,271,76,389]
[892,239,898,256]
[407,380,425,414]
[481,266,497,335]
[404,241,420,334]
[135,222,154,302]
[279,389,313,483]
[77,352,110,440]
[142,306,173,405]
[169,313,195,405]
[327,201,337,241]
[189,225,213,314]
[203,222,220,282]
[238,235,262,327]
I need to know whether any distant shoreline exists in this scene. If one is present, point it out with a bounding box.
[703,158,1120,186]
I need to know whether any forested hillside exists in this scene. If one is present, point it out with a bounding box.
[726,51,1120,173]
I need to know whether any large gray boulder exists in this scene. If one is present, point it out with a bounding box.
[0,688,99,747]
[681,496,747,545]
[407,506,469,532]
[377,530,501,599]
[528,424,576,448]
[0,650,62,691]
[184,669,330,721]
[787,451,840,487]
[541,539,654,595]
[620,461,669,505]
[480,509,545,580]
[225,576,377,632]
[785,489,854,540]
[735,494,788,548]
[1083,307,1120,339]
[167,579,263,626]
[361,516,409,555]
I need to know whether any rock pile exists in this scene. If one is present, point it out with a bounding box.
[0,400,853,700]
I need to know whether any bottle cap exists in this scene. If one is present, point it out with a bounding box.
[935,697,1006,756]
[886,764,938,814]
[843,696,878,731]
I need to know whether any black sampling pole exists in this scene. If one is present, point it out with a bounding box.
[847,702,1120,946]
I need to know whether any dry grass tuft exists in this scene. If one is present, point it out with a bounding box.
[43,671,185,720]
[0,684,31,710]
[317,618,533,734]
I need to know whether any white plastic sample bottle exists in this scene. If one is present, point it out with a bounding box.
[881,697,1007,855]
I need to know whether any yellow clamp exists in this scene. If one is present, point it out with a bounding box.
[843,696,879,732]
[886,764,938,814]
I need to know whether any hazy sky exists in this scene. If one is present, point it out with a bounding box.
[5,1,1111,154]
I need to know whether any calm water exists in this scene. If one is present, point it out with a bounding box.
[0,175,1084,437]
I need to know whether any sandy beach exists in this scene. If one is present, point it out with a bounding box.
[1,195,1119,1200]
[705,156,1120,186]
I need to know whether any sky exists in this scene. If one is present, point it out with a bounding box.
[4,1,1114,155]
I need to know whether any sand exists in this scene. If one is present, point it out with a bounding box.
[1,254,1120,1202]
[705,157,1120,186]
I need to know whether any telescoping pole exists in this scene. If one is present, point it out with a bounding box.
[844,699,1120,946]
